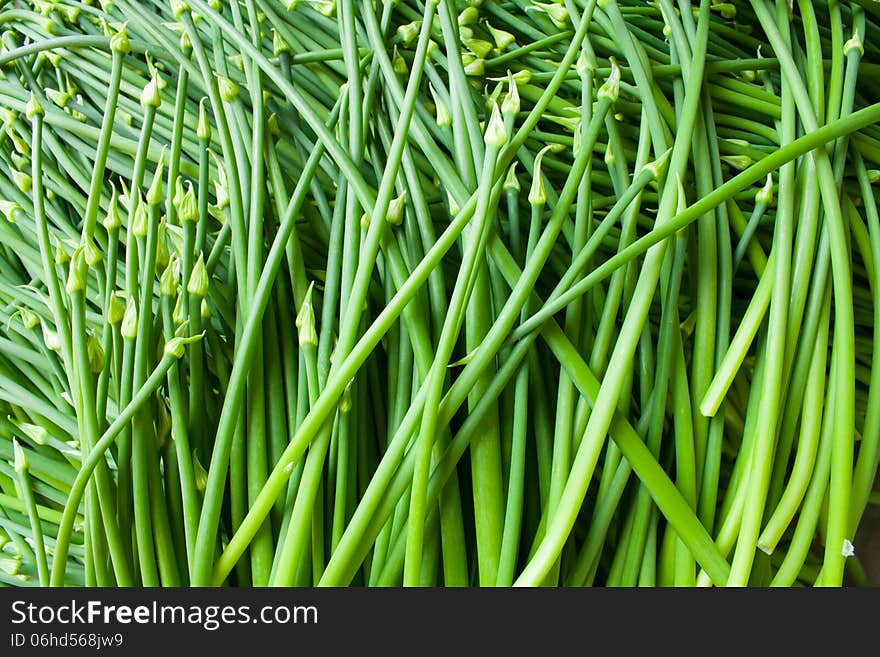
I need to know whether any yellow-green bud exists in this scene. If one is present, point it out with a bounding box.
[187,253,209,297]
[756,173,774,205]
[643,147,672,180]
[429,85,452,127]
[308,0,335,16]
[711,2,736,19]
[486,23,515,50]
[721,154,752,170]
[458,7,479,25]
[397,21,420,45]
[45,88,70,108]
[164,332,205,359]
[463,36,493,59]
[172,293,186,324]
[131,191,148,238]
[529,1,568,28]
[339,382,352,414]
[295,282,317,346]
[25,93,44,120]
[13,420,47,445]
[54,237,70,266]
[529,144,554,206]
[83,235,102,268]
[483,100,507,147]
[103,184,121,231]
[217,74,239,102]
[121,296,138,340]
[387,191,407,226]
[501,69,520,117]
[576,49,592,78]
[110,25,130,54]
[463,56,484,76]
[197,98,211,140]
[140,75,162,108]
[160,257,180,297]
[87,333,105,373]
[170,0,189,18]
[503,162,520,192]
[675,173,687,215]
[392,46,407,75]
[193,449,208,491]
[178,181,198,223]
[844,29,864,57]
[146,148,166,206]
[597,59,621,102]
[13,439,28,474]
[0,200,22,223]
[42,322,62,351]
[267,113,280,137]
[11,170,31,193]
[65,246,87,294]
[108,291,125,324]
[212,152,229,209]
[18,308,39,330]
[0,553,22,577]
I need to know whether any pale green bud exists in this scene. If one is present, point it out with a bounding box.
[87,333,105,373]
[483,100,507,147]
[164,332,205,359]
[387,191,407,226]
[503,162,520,192]
[187,253,209,297]
[13,439,28,474]
[25,92,44,120]
[65,247,87,294]
[197,98,211,140]
[121,296,138,340]
[108,291,125,324]
[295,282,317,346]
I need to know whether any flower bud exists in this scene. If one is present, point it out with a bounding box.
[397,21,420,45]
[216,74,239,101]
[295,282,317,347]
[83,235,103,268]
[597,59,621,102]
[503,162,520,192]
[25,92,43,120]
[528,144,554,207]
[160,256,180,297]
[429,85,452,127]
[486,24,515,50]
[483,99,507,148]
[131,191,148,238]
[121,296,138,340]
[756,173,774,205]
[146,147,166,206]
[11,170,31,193]
[110,25,130,54]
[387,191,407,226]
[65,246,87,294]
[0,199,22,223]
[187,253,209,297]
[13,439,28,474]
[140,75,162,108]
[87,333,105,373]
[103,184,121,231]
[197,98,211,141]
[164,332,205,359]
[108,291,125,324]
[501,70,520,118]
